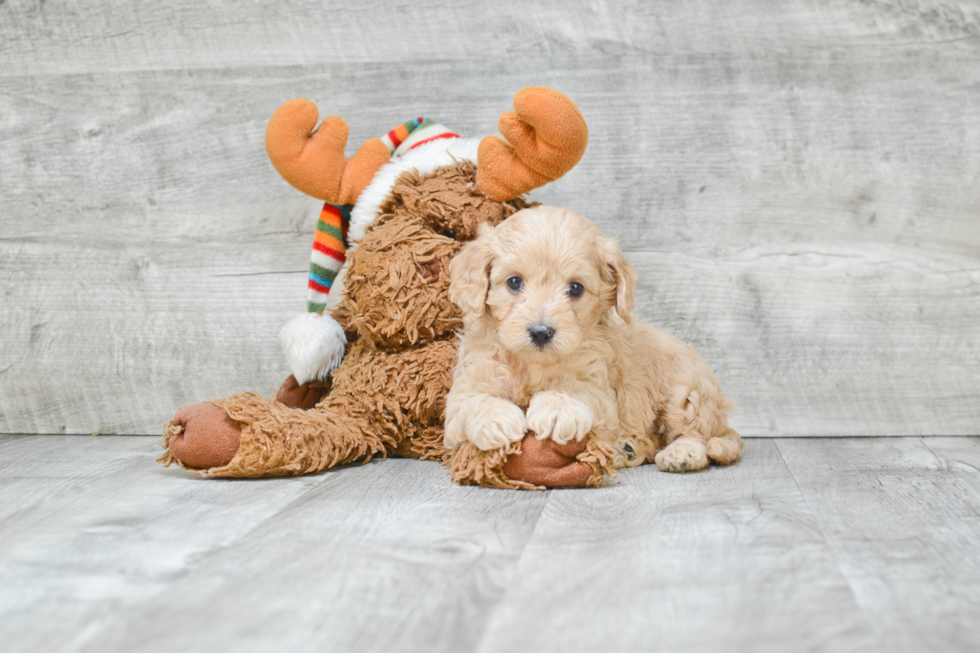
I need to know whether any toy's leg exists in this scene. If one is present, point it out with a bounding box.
[391,424,447,461]
[159,392,390,478]
[447,433,615,490]
[160,370,332,471]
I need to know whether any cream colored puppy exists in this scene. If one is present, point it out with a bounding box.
[444,206,742,473]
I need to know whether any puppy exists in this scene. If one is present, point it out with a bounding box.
[444,206,742,473]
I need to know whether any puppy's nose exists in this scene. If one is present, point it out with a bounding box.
[528,324,556,348]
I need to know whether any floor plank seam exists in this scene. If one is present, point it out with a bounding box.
[918,436,952,471]
[468,489,553,653]
[770,439,874,633]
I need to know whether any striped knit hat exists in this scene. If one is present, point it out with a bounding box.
[280,116,460,384]
[382,116,460,157]
[306,203,351,313]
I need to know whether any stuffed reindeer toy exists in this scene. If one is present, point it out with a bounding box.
[159,87,616,488]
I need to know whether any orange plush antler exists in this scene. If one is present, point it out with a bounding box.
[265,99,391,205]
[475,87,589,201]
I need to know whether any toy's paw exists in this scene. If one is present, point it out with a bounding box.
[655,437,709,473]
[165,403,242,470]
[526,391,593,445]
[276,374,331,410]
[467,398,528,451]
[503,434,593,488]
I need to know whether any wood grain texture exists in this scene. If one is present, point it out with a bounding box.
[2,0,978,75]
[628,250,980,436]
[475,438,876,653]
[775,437,980,652]
[923,436,980,490]
[1,1,978,435]
[3,436,980,651]
[0,436,549,653]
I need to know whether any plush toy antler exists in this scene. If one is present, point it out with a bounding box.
[474,87,589,201]
[265,99,392,205]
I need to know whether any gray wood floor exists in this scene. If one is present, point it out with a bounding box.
[2,435,979,652]
[2,0,978,437]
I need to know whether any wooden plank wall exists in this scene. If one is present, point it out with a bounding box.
[1,0,978,436]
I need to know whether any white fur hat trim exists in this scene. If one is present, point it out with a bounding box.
[279,312,347,385]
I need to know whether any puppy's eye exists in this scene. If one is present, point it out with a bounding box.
[568,282,584,297]
[442,229,456,240]
[507,277,523,291]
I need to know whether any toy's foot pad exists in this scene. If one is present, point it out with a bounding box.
[166,402,242,469]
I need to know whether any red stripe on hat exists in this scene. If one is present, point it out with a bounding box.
[387,124,410,148]
[313,240,346,263]
[407,132,461,151]
[320,203,342,218]
[308,278,332,294]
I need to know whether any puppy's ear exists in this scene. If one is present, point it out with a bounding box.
[602,236,637,322]
[449,223,496,325]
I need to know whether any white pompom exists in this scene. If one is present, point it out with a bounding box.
[279,313,347,385]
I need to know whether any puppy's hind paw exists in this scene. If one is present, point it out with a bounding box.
[526,391,594,445]
[655,437,709,473]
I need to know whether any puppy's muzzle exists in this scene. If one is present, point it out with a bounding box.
[528,324,556,348]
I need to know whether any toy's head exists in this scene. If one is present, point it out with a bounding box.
[270,88,589,383]
[342,159,533,348]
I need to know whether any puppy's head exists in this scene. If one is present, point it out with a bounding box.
[449,206,636,360]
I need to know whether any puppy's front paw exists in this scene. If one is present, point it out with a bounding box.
[444,412,467,450]
[655,437,709,473]
[467,398,529,451]
[526,391,594,445]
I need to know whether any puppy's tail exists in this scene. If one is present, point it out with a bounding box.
[706,427,743,466]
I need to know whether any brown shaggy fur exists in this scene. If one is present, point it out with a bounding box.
[344,162,528,348]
